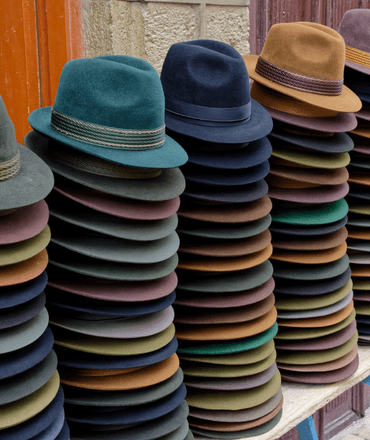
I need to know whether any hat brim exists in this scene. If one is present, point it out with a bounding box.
[269,216,348,236]
[243,55,362,113]
[47,266,177,302]
[265,105,358,133]
[280,354,359,384]
[48,242,178,281]
[269,165,349,186]
[0,144,54,211]
[28,108,188,169]
[185,136,272,169]
[175,277,274,309]
[269,182,349,204]
[48,193,178,241]
[53,178,180,221]
[0,200,49,245]
[345,61,370,77]
[26,131,185,202]
[0,371,60,430]
[271,147,350,169]
[164,99,273,144]
[0,292,46,330]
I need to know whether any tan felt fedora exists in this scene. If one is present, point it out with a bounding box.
[243,22,362,112]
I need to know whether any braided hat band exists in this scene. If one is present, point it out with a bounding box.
[346,46,370,68]
[255,57,343,96]
[51,108,166,150]
[47,143,161,180]
[0,151,20,181]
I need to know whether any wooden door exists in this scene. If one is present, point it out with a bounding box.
[0,0,83,144]
[249,0,370,55]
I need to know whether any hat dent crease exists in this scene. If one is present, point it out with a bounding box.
[243,22,362,112]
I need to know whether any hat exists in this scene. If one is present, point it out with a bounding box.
[47,266,177,302]
[52,176,180,221]
[26,131,186,202]
[0,349,57,405]
[268,165,349,186]
[269,215,348,236]
[48,191,178,242]
[0,371,60,430]
[48,242,178,281]
[177,260,273,293]
[56,337,178,370]
[280,355,359,384]
[243,22,362,112]
[178,195,272,224]
[53,323,175,356]
[0,292,46,330]
[160,40,273,144]
[37,411,67,440]
[268,182,349,204]
[175,277,274,309]
[0,200,49,245]
[177,214,271,240]
[28,56,187,169]
[0,307,49,355]
[0,386,64,440]
[0,326,54,380]
[0,96,54,211]
[338,9,370,75]
[250,82,358,133]
[189,388,282,422]
[179,136,272,169]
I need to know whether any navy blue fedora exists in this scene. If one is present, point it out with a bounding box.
[161,40,273,144]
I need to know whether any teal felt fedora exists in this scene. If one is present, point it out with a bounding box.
[28,56,188,169]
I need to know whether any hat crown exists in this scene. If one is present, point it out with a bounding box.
[53,56,165,130]
[338,9,370,54]
[161,40,251,108]
[260,22,345,81]
[0,96,19,163]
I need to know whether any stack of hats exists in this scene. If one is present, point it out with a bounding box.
[0,96,70,439]
[243,22,362,384]
[338,9,370,344]
[26,56,193,440]
[160,40,283,439]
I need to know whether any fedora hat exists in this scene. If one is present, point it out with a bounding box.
[26,132,186,202]
[268,165,349,186]
[243,22,362,112]
[51,176,180,221]
[0,386,65,440]
[268,183,349,204]
[270,216,348,237]
[161,40,273,144]
[177,322,278,356]
[28,56,187,169]
[0,96,54,211]
[47,266,177,302]
[338,9,370,75]
[250,82,358,133]
[280,355,359,384]
[175,277,275,309]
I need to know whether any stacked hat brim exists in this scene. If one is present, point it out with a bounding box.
[243,21,362,384]
[27,55,193,440]
[337,8,370,345]
[0,96,69,440]
[160,39,283,438]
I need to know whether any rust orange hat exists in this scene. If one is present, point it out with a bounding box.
[243,22,362,112]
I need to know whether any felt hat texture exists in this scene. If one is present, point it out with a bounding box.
[28,55,188,169]
[0,96,54,211]
[161,40,273,144]
[243,22,362,112]
[338,9,370,75]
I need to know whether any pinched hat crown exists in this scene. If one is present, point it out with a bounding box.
[0,96,20,180]
[243,22,362,112]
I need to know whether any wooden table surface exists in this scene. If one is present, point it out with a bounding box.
[254,345,370,440]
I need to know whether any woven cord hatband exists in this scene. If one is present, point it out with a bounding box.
[256,57,343,96]
[251,82,338,117]
[51,108,165,150]
[48,144,161,179]
[346,45,370,68]
[0,151,20,181]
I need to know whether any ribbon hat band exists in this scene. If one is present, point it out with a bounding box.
[51,108,166,150]
[256,57,344,96]
[165,95,252,123]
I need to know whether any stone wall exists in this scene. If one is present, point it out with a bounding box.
[81,0,250,72]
